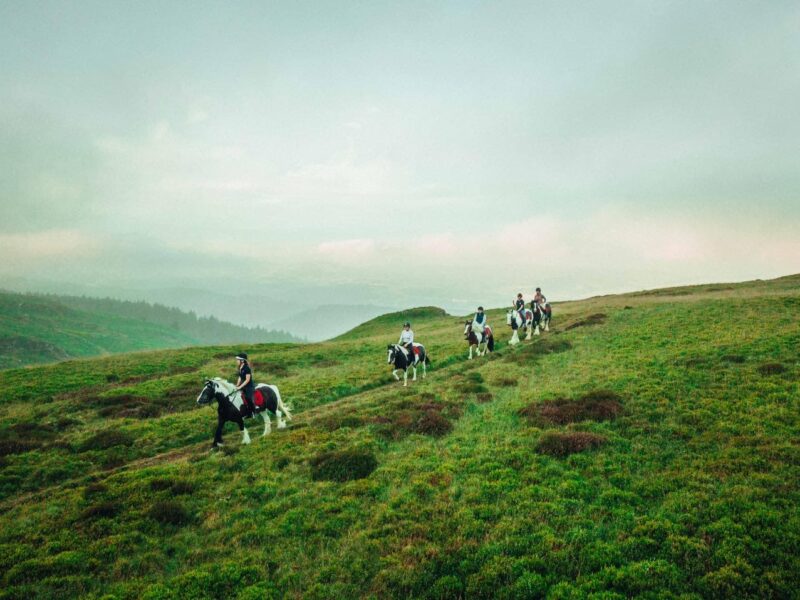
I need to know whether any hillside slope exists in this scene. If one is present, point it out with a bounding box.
[0,275,798,599]
[0,291,301,370]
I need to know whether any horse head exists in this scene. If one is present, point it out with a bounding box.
[387,344,397,364]
[463,321,473,338]
[196,379,217,406]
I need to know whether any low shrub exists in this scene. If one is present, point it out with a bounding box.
[317,414,364,431]
[148,500,191,525]
[757,362,785,375]
[78,429,135,452]
[81,501,121,520]
[412,410,453,436]
[565,313,607,330]
[310,449,378,482]
[150,478,194,494]
[536,431,607,457]
[476,392,494,403]
[0,439,40,457]
[721,354,746,364]
[519,390,623,426]
[491,377,518,387]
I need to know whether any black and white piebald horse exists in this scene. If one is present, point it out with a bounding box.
[464,321,494,359]
[387,343,430,386]
[532,302,552,333]
[196,377,292,447]
[506,308,534,344]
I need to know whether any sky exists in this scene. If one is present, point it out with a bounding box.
[1,0,799,320]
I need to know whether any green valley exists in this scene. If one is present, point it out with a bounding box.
[0,291,301,370]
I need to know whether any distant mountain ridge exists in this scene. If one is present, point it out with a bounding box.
[0,291,302,369]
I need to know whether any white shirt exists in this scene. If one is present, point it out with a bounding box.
[398,329,414,345]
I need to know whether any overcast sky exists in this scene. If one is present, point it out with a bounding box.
[1,0,798,315]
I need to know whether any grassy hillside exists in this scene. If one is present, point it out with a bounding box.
[0,276,798,599]
[0,291,301,370]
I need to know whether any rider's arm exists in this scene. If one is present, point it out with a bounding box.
[236,373,251,391]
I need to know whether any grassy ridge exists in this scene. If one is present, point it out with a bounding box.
[0,291,301,370]
[0,277,798,599]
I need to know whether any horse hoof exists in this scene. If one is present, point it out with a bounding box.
[278,422,286,429]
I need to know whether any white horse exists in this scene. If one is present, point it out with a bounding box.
[196,377,292,447]
[506,308,534,345]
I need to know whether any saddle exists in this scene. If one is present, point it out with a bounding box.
[253,388,266,409]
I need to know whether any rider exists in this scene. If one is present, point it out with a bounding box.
[514,293,526,320]
[473,306,487,334]
[235,352,257,417]
[398,322,416,363]
[533,287,547,309]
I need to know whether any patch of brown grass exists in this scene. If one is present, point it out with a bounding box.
[310,449,378,482]
[536,431,607,457]
[758,362,786,376]
[565,313,607,330]
[519,390,623,426]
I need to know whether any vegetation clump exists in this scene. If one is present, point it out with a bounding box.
[565,313,607,330]
[519,390,623,426]
[0,438,41,456]
[78,429,135,452]
[720,354,745,363]
[148,500,191,525]
[310,449,378,482]
[757,362,786,375]
[81,500,120,520]
[536,431,607,457]
[149,478,195,495]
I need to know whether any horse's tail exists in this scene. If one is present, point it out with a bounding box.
[425,352,431,366]
[272,385,292,421]
[487,336,495,352]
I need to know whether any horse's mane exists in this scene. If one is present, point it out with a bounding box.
[212,377,236,393]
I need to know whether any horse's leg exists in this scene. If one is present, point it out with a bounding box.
[525,322,532,340]
[509,330,519,345]
[213,417,225,447]
[545,316,550,332]
[534,323,541,336]
[237,417,251,444]
[469,344,473,359]
[412,365,417,381]
[403,369,408,387]
[262,411,271,436]
[422,360,427,378]
[392,369,400,381]
[276,409,287,429]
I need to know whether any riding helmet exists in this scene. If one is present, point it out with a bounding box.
[235,352,248,361]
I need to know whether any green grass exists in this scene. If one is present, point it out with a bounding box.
[0,276,798,598]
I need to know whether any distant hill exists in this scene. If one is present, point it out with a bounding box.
[0,291,302,369]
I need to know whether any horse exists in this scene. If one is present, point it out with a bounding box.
[196,377,292,448]
[387,343,430,386]
[533,302,552,332]
[464,321,494,359]
[506,308,534,345]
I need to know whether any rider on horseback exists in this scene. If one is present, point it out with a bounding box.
[533,287,547,309]
[235,352,257,417]
[514,293,526,321]
[398,322,416,364]
[473,306,486,334]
